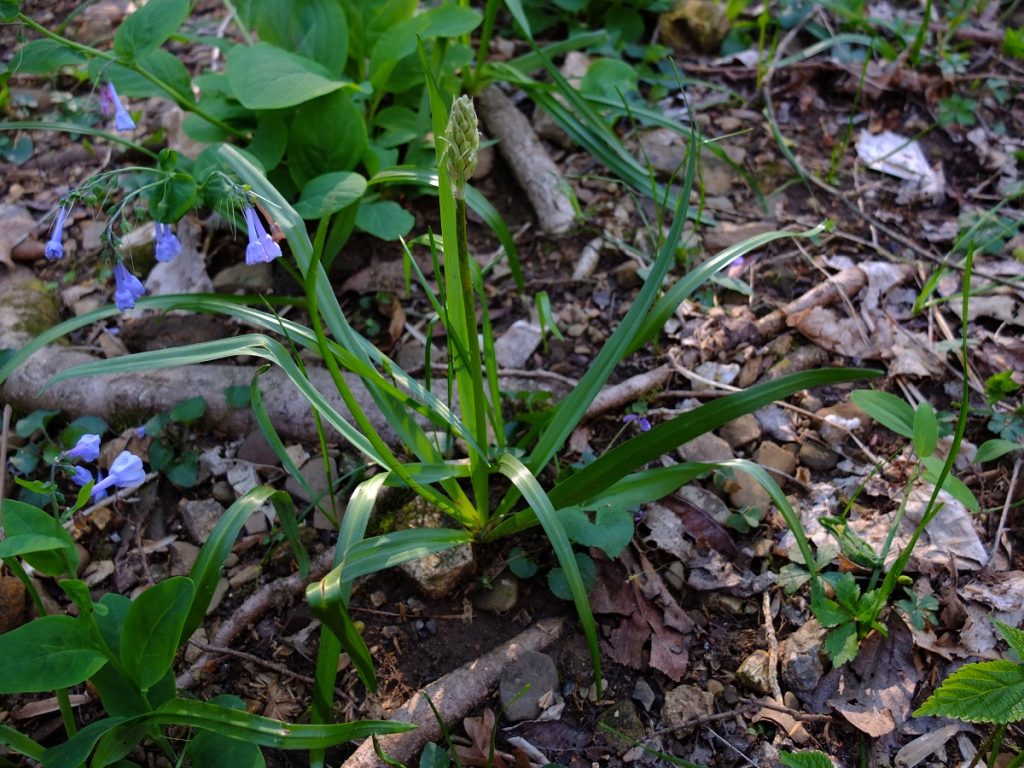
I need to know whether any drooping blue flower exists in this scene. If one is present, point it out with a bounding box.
[113,262,145,311]
[102,83,135,132]
[243,206,282,265]
[154,222,181,263]
[45,204,70,261]
[90,451,145,497]
[623,413,651,432]
[70,465,93,487]
[64,433,101,462]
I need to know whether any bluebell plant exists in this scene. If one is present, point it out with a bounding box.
[61,433,100,462]
[154,222,181,263]
[113,261,146,311]
[99,82,135,132]
[44,204,69,261]
[243,205,282,264]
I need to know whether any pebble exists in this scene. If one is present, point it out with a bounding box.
[598,700,646,750]
[736,649,773,695]
[500,651,559,721]
[237,430,279,466]
[473,570,519,613]
[816,402,869,446]
[718,414,762,449]
[212,262,273,292]
[285,455,336,506]
[661,684,714,731]
[678,432,734,464]
[212,480,235,505]
[631,677,656,712]
[780,618,827,692]
[83,560,115,587]
[494,320,543,369]
[180,499,225,542]
[798,441,838,471]
[726,470,771,511]
[228,564,261,588]
[753,441,797,484]
[0,575,26,633]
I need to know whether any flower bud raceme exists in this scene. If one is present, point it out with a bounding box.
[243,206,282,264]
[154,222,181,263]
[90,451,145,497]
[45,204,70,261]
[63,433,101,462]
[444,95,479,198]
[70,466,93,487]
[101,83,136,132]
[113,262,145,311]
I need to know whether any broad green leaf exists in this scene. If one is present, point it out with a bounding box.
[183,729,265,768]
[920,456,980,513]
[246,114,288,170]
[184,486,306,639]
[1,499,78,576]
[0,533,74,559]
[370,5,481,90]
[224,385,250,408]
[507,546,538,578]
[0,723,44,762]
[286,91,367,187]
[560,507,633,558]
[227,43,355,110]
[0,1,18,21]
[148,172,198,223]
[242,0,348,76]
[294,172,368,219]
[823,622,859,666]
[849,390,915,439]
[42,717,131,768]
[170,395,206,423]
[149,699,413,748]
[976,438,1021,463]
[779,751,837,768]
[913,660,1024,723]
[912,401,938,458]
[15,408,58,438]
[579,58,638,100]
[0,616,107,693]
[120,576,195,692]
[547,552,597,600]
[11,40,85,73]
[113,0,189,59]
[91,721,148,768]
[419,742,450,768]
[997,620,1024,662]
[355,199,415,240]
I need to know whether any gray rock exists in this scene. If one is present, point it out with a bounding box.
[677,485,731,526]
[397,498,476,598]
[661,684,714,731]
[169,540,200,576]
[736,649,773,695]
[679,432,734,464]
[494,320,543,369]
[719,414,762,449]
[780,618,826,692]
[285,455,336,506]
[500,651,559,721]
[473,570,519,613]
[727,470,771,511]
[237,430,279,466]
[213,261,272,292]
[212,480,235,505]
[180,499,225,542]
[754,441,797,484]
[816,402,869,446]
[632,677,656,712]
[798,441,838,471]
[598,700,646,751]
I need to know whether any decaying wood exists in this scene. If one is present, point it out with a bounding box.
[340,616,565,768]
[583,364,673,420]
[476,85,577,236]
[754,266,869,340]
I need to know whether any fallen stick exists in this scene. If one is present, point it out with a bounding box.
[340,616,565,768]
[582,364,672,420]
[476,86,577,236]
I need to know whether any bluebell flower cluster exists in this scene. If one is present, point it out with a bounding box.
[59,433,146,499]
[243,206,282,264]
[100,83,135,132]
[155,222,181,262]
[114,262,145,311]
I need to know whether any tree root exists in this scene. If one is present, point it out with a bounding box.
[340,616,565,768]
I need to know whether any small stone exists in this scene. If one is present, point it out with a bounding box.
[718,414,762,450]
[170,541,200,576]
[180,499,225,542]
[285,455,336,506]
[494,320,543,369]
[736,649,773,695]
[726,470,771,511]
[83,560,115,587]
[706,679,725,698]
[500,651,559,721]
[798,441,838,471]
[400,543,476,599]
[473,570,519,613]
[566,322,587,338]
[693,361,739,391]
[816,402,869,446]
[0,575,26,633]
[212,261,272,292]
[632,678,656,712]
[614,260,643,289]
[661,684,714,731]
[237,430,279,466]
[184,627,207,663]
[228,564,261,588]
[678,432,734,464]
[212,480,235,505]
[598,700,646,751]
[780,618,826,692]
[754,441,797,484]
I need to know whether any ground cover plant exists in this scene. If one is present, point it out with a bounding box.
[0,0,1023,767]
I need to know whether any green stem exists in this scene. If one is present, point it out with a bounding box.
[17,13,244,138]
[455,195,489,515]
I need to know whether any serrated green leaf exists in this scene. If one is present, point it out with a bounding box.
[113,0,189,59]
[913,660,1024,723]
[849,390,915,439]
[779,751,836,768]
[0,2,19,22]
[0,616,107,694]
[996,621,1024,663]
[823,622,859,666]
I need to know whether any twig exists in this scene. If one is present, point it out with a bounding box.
[68,472,160,525]
[761,592,783,702]
[988,457,1023,567]
[176,549,337,689]
[746,698,834,723]
[582,364,673,420]
[187,639,330,691]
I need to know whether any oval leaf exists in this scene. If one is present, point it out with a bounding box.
[227,42,354,110]
[294,172,368,219]
[120,577,195,692]
[113,0,189,59]
[0,616,107,694]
